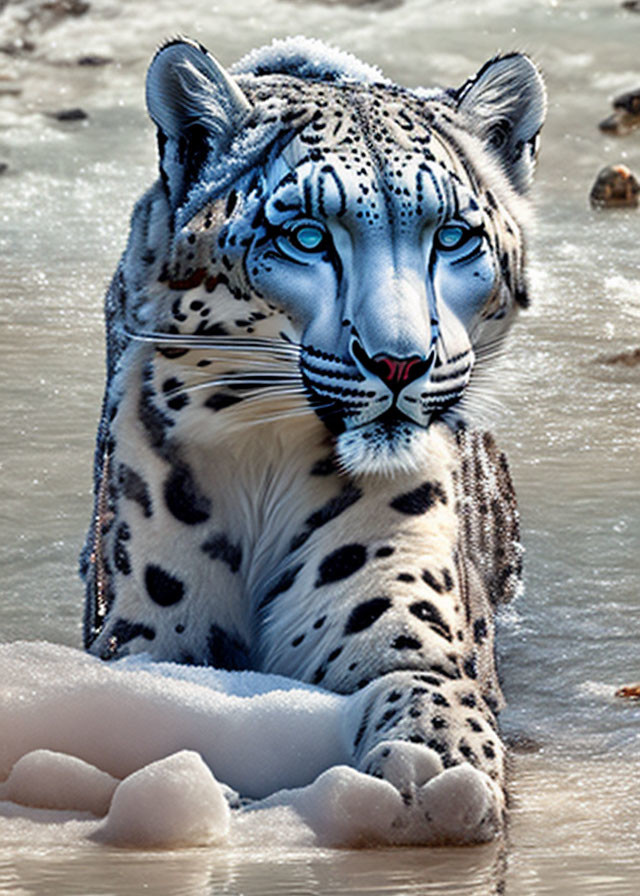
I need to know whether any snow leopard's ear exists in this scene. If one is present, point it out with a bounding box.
[455,54,546,194]
[146,38,252,209]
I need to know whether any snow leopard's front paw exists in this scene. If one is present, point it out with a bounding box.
[360,739,504,845]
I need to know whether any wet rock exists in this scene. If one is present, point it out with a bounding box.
[28,0,91,26]
[48,107,89,121]
[0,38,37,56]
[0,1,91,59]
[284,0,402,6]
[616,683,640,698]
[599,88,640,136]
[597,347,640,367]
[0,83,22,96]
[77,54,112,66]
[504,732,543,754]
[589,164,640,208]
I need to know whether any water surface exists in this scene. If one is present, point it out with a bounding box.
[1,0,639,892]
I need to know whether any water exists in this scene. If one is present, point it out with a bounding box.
[1,0,639,891]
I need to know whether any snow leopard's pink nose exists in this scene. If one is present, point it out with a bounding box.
[352,342,431,392]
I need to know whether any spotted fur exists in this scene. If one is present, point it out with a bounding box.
[80,37,544,843]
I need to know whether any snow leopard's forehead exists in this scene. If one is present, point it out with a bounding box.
[241,76,457,163]
[239,76,482,227]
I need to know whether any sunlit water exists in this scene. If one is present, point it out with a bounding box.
[1,0,639,892]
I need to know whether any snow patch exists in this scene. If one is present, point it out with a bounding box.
[0,641,502,851]
[232,35,386,85]
[0,749,117,817]
[0,641,347,798]
[292,765,404,848]
[96,751,230,848]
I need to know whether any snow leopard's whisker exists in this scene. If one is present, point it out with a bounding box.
[178,358,301,373]
[236,386,309,404]
[123,327,301,359]
[165,375,303,398]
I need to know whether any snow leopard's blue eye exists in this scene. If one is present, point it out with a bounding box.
[291,225,325,251]
[435,224,472,251]
[276,221,329,259]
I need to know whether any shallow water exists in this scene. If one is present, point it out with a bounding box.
[1,0,639,892]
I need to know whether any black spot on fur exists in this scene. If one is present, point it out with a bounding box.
[391,635,422,651]
[459,693,476,708]
[205,392,243,412]
[473,618,488,644]
[164,464,211,525]
[432,692,450,707]
[290,485,362,552]
[483,694,499,714]
[397,572,415,582]
[100,618,155,659]
[310,455,338,476]
[113,522,131,576]
[206,624,250,671]
[162,377,184,394]
[315,543,367,587]
[305,484,362,534]
[431,663,461,680]
[138,368,175,450]
[201,533,243,573]
[458,741,477,763]
[375,546,395,558]
[431,716,448,729]
[389,480,446,515]
[144,564,185,606]
[353,703,373,750]
[167,393,190,411]
[259,564,304,610]
[291,634,305,647]
[344,596,391,635]
[225,189,238,216]
[421,568,444,594]
[463,656,478,679]
[375,707,399,731]
[311,665,326,685]
[413,675,442,688]
[118,464,153,517]
[409,601,453,641]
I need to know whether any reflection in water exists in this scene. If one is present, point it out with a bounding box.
[1,839,508,896]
